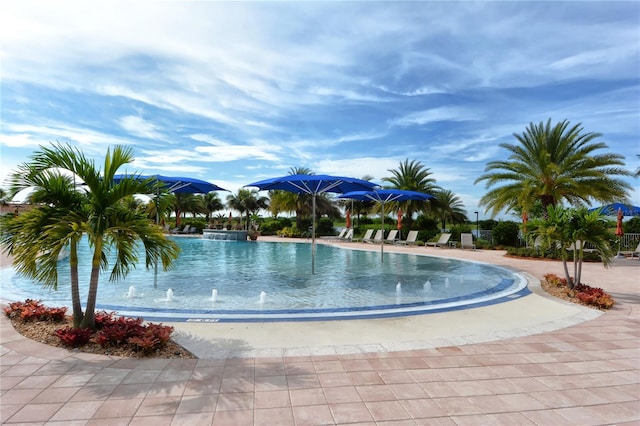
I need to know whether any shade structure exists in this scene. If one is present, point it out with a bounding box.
[111,174,228,286]
[112,174,228,194]
[589,203,640,217]
[339,189,435,261]
[245,174,380,273]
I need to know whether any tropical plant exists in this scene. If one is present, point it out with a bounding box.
[528,205,614,289]
[227,189,269,230]
[1,143,180,329]
[430,189,467,230]
[202,192,224,222]
[2,169,88,326]
[169,193,203,226]
[475,119,633,218]
[382,159,440,229]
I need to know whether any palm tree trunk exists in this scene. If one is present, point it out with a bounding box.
[561,257,574,289]
[80,239,102,329]
[69,239,84,327]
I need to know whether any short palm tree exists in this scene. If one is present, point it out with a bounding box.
[528,205,614,289]
[2,143,180,329]
[382,159,440,229]
[2,170,88,326]
[476,119,633,218]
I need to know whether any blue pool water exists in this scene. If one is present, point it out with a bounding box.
[2,237,528,322]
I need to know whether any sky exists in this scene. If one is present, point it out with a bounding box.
[1,1,639,220]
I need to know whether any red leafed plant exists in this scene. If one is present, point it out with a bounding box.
[4,299,67,323]
[574,284,615,309]
[543,274,615,310]
[54,327,93,347]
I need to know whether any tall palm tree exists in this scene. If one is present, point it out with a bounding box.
[227,189,268,229]
[2,143,180,329]
[431,189,468,230]
[475,119,633,218]
[2,170,88,326]
[202,192,224,222]
[382,159,440,229]
[169,193,202,225]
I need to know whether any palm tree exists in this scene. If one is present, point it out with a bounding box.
[568,207,615,285]
[227,189,268,229]
[475,119,633,218]
[382,159,440,229]
[169,193,202,225]
[202,192,224,222]
[528,205,614,289]
[2,143,180,329]
[2,169,88,326]
[431,189,467,230]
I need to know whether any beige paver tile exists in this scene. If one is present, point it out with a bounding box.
[329,402,373,423]
[323,385,362,404]
[254,406,295,426]
[290,387,326,406]
[171,411,214,425]
[94,398,143,418]
[254,389,290,408]
[365,400,412,422]
[292,404,334,425]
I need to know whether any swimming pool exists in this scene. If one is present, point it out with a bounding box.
[1,237,529,322]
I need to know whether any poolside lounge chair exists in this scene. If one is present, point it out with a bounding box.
[341,228,354,242]
[395,230,419,246]
[619,241,640,259]
[567,240,597,254]
[324,228,347,241]
[425,233,451,248]
[366,229,384,244]
[460,233,476,250]
[354,229,373,243]
[172,224,191,234]
[384,229,399,244]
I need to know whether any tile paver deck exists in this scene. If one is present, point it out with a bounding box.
[1,239,638,425]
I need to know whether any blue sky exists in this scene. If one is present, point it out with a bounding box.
[1,1,638,219]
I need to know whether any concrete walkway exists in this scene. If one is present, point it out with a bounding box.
[1,238,638,425]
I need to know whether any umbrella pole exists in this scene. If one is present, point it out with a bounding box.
[380,203,384,262]
[312,194,316,274]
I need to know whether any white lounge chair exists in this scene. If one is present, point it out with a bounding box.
[460,233,476,250]
[425,233,452,248]
[354,229,374,243]
[619,241,640,259]
[395,230,419,246]
[384,229,399,244]
[341,228,354,241]
[366,229,384,244]
[172,224,191,234]
[324,228,347,241]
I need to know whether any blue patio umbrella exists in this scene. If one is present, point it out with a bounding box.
[588,202,640,217]
[112,174,228,194]
[112,174,228,286]
[339,189,435,261]
[245,174,380,273]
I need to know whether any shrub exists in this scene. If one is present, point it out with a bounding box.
[4,299,67,323]
[317,217,335,236]
[492,221,520,246]
[54,327,92,347]
[543,274,614,310]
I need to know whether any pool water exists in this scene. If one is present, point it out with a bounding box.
[2,237,528,322]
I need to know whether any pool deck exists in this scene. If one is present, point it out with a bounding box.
[1,237,639,424]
